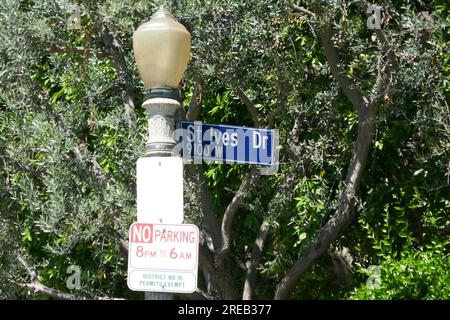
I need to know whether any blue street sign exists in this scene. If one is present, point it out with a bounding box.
[175,121,277,166]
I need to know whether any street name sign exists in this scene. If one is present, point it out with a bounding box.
[127,222,199,293]
[176,121,277,166]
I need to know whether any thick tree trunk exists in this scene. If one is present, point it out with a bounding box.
[275,114,376,299]
[274,2,394,298]
[243,219,270,300]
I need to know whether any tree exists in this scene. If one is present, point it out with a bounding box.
[0,0,448,300]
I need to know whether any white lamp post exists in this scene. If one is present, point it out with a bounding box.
[132,7,191,300]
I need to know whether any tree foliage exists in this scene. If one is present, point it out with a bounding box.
[0,0,449,299]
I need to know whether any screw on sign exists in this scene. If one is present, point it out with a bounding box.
[127,223,199,293]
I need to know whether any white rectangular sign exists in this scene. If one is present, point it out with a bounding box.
[127,223,199,293]
[136,157,184,224]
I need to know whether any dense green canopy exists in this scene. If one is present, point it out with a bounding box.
[0,0,449,299]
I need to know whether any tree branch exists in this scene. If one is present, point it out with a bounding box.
[287,116,303,162]
[16,254,125,300]
[319,24,367,112]
[244,168,300,299]
[34,83,107,182]
[72,139,105,181]
[17,254,37,282]
[17,282,78,300]
[274,9,396,299]
[235,89,261,127]
[94,21,136,127]
[178,288,214,300]
[115,230,130,258]
[45,45,88,55]
[199,240,238,299]
[267,103,286,129]
[17,254,76,300]
[369,29,396,106]
[198,241,217,279]
[275,107,377,299]
[242,219,270,300]
[186,80,204,121]
[218,168,260,262]
[185,162,222,252]
[284,1,316,17]
[215,73,261,127]
[44,45,109,58]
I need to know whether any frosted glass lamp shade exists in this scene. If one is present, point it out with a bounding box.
[133,7,191,89]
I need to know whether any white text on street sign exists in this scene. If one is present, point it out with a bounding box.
[175,121,278,166]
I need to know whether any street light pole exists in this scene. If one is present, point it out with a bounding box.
[142,94,180,157]
[132,7,191,301]
[141,94,180,301]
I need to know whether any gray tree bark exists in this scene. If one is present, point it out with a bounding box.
[274,2,395,299]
